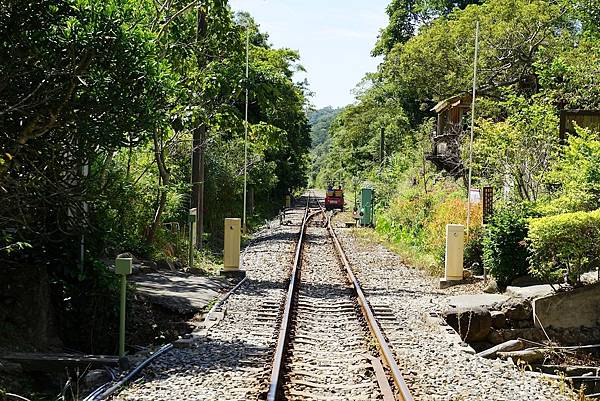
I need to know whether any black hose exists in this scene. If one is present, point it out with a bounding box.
[83,343,173,401]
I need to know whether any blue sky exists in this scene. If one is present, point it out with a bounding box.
[229,0,390,109]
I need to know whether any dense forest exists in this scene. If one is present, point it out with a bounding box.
[0,0,310,358]
[316,0,600,287]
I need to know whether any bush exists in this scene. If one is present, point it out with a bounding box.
[483,205,533,288]
[464,226,484,274]
[527,210,600,283]
[425,196,483,265]
[376,185,484,276]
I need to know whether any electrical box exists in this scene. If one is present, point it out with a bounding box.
[115,257,132,275]
[224,218,241,270]
[360,188,374,227]
[285,195,291,208]
[444,224,464,280]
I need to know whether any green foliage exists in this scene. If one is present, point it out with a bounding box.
[309,107,342,185]
[317,77,412,185]
[527,209,600,283]
[375,177,482,275]
[474,94,560,202]
[378,0,577,111]
[544,127,600,213]
[309,106,341,147]
[464,226,484,274]
[0,1,311,271]
[483,205,534,288]
[373,0,483,56]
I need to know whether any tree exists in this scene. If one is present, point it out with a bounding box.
[0,0,172,262]
[373,0,483,56]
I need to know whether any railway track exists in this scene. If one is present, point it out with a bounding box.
[266,194,413,401]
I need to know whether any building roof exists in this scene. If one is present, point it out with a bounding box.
[431,93,473,113]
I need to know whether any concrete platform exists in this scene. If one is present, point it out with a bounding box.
[505,284,555,300]
[448,294,509,309]
[439,278,467,289]
[219,269,246,278]
[131,271,231,315]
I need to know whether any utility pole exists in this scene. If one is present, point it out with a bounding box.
[242,21,249,233]
[466,20,480,240]
[191,1,207,251]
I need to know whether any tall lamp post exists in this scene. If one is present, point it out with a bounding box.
[242,21,249,233]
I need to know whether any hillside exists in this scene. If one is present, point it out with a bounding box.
[308,106,342,184]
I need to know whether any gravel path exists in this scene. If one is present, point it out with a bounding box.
[113,206,307,401]
[334,226,577,401]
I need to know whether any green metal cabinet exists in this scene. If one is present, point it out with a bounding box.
[360,188,374,227]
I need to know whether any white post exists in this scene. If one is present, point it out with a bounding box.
[243,22,249,234]
[445,224,465,281]
[466,20,480,240]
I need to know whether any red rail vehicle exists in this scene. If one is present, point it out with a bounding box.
[325,184,344,211]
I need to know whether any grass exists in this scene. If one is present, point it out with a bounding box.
[332,210,443,277]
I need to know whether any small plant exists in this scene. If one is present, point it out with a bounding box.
[483,204,535,288]
[464,226,484,274]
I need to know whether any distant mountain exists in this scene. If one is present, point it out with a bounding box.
[309,106,342,148]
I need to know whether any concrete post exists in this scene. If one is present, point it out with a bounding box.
[220,218,246,278]
[188,208,197,267]
[445,224,464,280]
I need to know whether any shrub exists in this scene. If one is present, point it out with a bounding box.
[527,210,600,283]
[376,186,484,276]
[464,226,484,274]
[483,205,533,288]
[425,196,483,264]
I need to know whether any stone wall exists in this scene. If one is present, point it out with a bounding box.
[533,282,600,329]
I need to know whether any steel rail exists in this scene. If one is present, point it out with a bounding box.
[266,195,318,401]
[327,215,414,401]
[87,197,313,401]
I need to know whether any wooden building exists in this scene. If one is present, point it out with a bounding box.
[426,94,472,178]
[559,110,600,142]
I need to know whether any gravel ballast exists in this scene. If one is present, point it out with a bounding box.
[334,227,577,401]
[113,207,306,401]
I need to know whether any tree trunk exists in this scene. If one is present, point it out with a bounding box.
[147,131,170,243]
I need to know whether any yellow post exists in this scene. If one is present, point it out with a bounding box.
[444,224,464,281]
[221,218,245,278]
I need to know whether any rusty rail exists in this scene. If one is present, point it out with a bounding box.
[267,193,413,401]
[327,215,414,401]
[266,195,315,401]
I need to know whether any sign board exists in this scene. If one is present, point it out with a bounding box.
[469,188,481,204]
[483,186,494,224]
